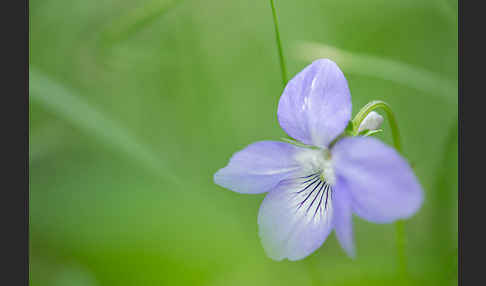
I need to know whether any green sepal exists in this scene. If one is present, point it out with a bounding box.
[358,129,384,137]
[280,138,319,149]
[344,120,355,135]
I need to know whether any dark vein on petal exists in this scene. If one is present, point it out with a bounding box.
[298,181,322,210]
[306,182,325,214]
[313,183,327,219]
[301,174,319,184]
[324,185,331,210]
[299,172,320,179]
[296,177,320,194]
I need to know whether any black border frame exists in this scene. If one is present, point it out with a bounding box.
[2,0,29,284]
[4,0,465,284]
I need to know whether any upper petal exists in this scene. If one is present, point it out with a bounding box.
[258,178,334,261]
[277,59,352,147]
[214,141,302,194]
[332,137,423,223]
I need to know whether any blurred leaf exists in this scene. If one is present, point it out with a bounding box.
[31,257,100,286]
[430,118,458,253]
[100,0,184,46]
[293,41,457,103]
[433,0,458,25]
[29,66,180,185]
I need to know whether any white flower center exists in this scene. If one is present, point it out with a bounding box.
[295,148,336,186]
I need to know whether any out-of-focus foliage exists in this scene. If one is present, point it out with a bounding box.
[30,0,457,285]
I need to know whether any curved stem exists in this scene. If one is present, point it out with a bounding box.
[352,100,408,278]
[269,0,288,87]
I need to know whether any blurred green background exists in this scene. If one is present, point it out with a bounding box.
[29,0,458,285]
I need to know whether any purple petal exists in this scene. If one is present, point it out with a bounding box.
[214,141,302,194]
[332,179,356,258]
[258,179,334,261]
[332,137,423,223]
[277,59,352,147]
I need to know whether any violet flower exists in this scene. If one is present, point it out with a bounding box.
[214,59,423,261]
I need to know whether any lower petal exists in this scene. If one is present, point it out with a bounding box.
[332,179,355,258]
[332,137,423,223]
[258,178,334,261]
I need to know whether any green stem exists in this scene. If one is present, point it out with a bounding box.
[269,0,288,86]
[352,100,408,279]
[395,220,407,278]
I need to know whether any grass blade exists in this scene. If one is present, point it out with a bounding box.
[100,0,184,46]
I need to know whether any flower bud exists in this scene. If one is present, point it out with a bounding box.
[358,111,383,132]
